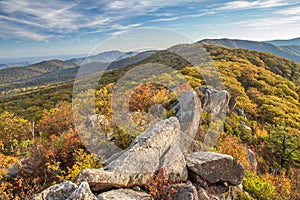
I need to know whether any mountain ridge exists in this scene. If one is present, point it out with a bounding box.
[197,38,300,63]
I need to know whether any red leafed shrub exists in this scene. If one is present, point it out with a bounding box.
[146,168,179,200]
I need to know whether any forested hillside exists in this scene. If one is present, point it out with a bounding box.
[0,44,299,199]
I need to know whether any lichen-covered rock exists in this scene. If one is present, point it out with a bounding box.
[174,90,201,139]
[75,117,188,192]
[31,181,77,200]
[97,189,152,200]
[185,151,244,186]
[67,181,97,200]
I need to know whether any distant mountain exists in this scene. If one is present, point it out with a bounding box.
[68,50,138,64]
[0,51,155,94]
[0,59,78,90]
[266,37,300,46]
[197,38,300,63]
[0,54,84,69]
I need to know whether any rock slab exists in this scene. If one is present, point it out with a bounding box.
[185,151,244,186]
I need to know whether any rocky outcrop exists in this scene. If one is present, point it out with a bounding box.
[33,112,245,200]
[174,90,201,139]
[97,189,152,200]
[185,151,245,186]
[75,117,188,192]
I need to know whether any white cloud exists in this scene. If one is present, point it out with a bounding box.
[107,1,127,9]
[0,0,199,40]
[276,6,300,15]
[0,21,50,41]
[216,0,289,10]
[234,15,300,29]
[150,17,179,22]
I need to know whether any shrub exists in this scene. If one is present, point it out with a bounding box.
[243,171,277,200]
[146,168,179,200]
[59,149,103,182]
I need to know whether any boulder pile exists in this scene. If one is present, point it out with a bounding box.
[32,90,245,200]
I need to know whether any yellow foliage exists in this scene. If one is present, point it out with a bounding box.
[59,149,103,182]
[264,171,292,199]
[217,135,252,170]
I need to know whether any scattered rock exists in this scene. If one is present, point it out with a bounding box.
[67,181,98,200]
[228,96,237,112]
[32,181,77,200]
[167,182,199,200]
[247,148,257,171]
[235,107,247,119]
[185,151,245,186]
[97,189,152,200]
[199,87,231,115]
[174,90,201,139]
[239,121,252,131]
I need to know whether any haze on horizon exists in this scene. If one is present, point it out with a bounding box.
[0,0,300,58]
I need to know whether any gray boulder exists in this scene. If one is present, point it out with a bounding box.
[174,90,201,139]
[200,87,231,116]
[247,148,257,171]
[31,181,77,200]
[67,181,97,200]
[97,189,152,200]
[185,152,244,186]
[75,117,188,192]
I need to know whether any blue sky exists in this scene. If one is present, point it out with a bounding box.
[0,0,300,58]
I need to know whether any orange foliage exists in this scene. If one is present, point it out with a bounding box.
[37,101,74,135]
[129,82,175,112]
[217,135,252,170]
[264,171,292,199]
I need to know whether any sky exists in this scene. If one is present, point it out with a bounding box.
[0,0,300,58]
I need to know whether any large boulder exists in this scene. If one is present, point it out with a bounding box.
[75,117,188,192]
[174,90,201,139]
[67,181,98,200]
[185,152,244,186]
[97,189,152,200]
[32,181,77,200]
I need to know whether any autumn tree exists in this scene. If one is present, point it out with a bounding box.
[37,101,74,136]
[0,111,32,155]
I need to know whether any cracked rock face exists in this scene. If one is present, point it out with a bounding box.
[75,117,188,192]
[185,151,245,186]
